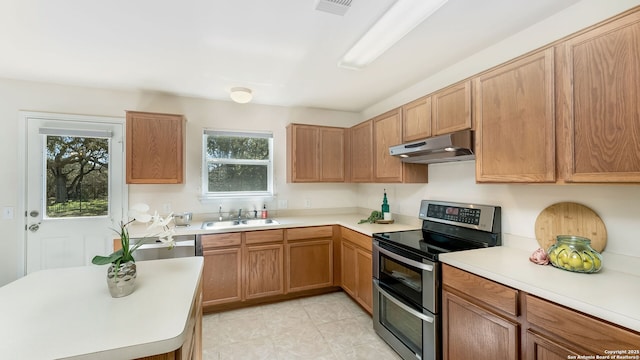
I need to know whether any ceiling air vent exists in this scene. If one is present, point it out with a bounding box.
[315,0,352,16]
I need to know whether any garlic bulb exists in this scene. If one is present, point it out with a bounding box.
[529,248,550,265]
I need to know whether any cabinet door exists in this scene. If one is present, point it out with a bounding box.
[402,96,432,141]
[526,330,581,360]
[373,109,403,182]
[442,290,519,360]
[349,120,373,182]
[526,294,640,354]
[286,239,333,292]
[557,11,640,182]
[287,124,319,182]
[432,80,472,135]
[126,111,184,184]
[355,247,373,313]
[320,127,345,182]
[474,48,555,183]
[244,244,284,300]
[202,247,242,306]
[340,240,357,298]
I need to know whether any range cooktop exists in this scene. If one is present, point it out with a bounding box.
[373,200,502,261]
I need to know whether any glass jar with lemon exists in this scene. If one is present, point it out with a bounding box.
[547,235,602,273]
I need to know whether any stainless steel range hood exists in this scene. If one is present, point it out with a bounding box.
[389,130,474,164]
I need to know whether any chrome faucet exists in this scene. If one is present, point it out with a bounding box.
[218,205,223,221]
[237,208,243,220]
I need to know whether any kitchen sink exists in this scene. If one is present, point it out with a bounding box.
[201,218,279,230]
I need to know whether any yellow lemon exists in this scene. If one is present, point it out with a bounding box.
[569,253,583,269]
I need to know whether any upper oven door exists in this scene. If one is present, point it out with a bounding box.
[373,240,439,313]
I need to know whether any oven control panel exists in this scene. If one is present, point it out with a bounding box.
[419,200,500,233]
[426,204,480,225]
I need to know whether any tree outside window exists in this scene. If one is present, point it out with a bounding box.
[46,136,109,217]
[203,130,273,198]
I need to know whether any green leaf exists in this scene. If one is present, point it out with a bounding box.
[91,249,124,265]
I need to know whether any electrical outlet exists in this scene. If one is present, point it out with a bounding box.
[162,203,172,213]
[2,207,14,220]
[304,199,311,208]
[278,200,288,209]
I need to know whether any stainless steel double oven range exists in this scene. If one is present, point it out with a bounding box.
[372,200,501,360]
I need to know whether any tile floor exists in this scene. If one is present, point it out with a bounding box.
[202,291,403,360]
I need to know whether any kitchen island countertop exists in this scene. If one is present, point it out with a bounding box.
[440,246,640,333]
[0,257,203,360]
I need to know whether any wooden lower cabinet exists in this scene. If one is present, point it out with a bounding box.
[443,264,640,359]
[286,226,334,293]
[443,291,519,360]
[340,228,373,313]
[244,229,285,300]
[526,294,640,357]
[244,243,284,299]
[442,264,519,360]
[201,233,242,307]
[526,330,580,360]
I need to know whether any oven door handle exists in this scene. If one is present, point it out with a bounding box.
[374,279,434,323]
[374,243,434,272]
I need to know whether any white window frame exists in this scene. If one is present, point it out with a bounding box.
[201,129,274,200]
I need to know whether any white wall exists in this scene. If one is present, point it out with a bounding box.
[0,78,360,286]
[358,0,640,258]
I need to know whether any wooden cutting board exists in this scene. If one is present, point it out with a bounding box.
[534,202,607,252]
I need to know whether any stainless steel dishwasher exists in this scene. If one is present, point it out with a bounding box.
[133,234,196,261]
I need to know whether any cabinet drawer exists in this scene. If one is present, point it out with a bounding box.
[245,229,284,244]
[341,227,372,251]
[526,294,640,353]
[286,226,333,241]
[201,233,241,249]
[442,264,519,316]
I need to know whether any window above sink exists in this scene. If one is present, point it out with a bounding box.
[201,130,274,201]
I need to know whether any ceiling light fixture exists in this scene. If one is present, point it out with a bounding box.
[338,0,449,70]
[229,87,253,103]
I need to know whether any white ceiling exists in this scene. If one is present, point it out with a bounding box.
[0,0,581,112]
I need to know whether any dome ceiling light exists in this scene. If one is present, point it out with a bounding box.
[229,87,253,104]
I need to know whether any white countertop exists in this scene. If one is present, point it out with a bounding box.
[129,213,420,238]
[0,257,203,360]
[440,246,640,333]
[129,212,640,334]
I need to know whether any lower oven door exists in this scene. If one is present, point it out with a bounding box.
[373,279,439,360]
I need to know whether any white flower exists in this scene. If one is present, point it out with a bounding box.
[129,203,152,223]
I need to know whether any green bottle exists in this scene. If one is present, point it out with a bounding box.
[381,189,389,215]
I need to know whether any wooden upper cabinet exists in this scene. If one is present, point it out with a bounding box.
[372,109,428,183]
[286,124,345,183]
[432,80,472,136]
[320,126,346,181]
[556,10,640,182]
[126,111,184,184]
[402,95,432,142]
[349,120,373,182]
[373,109,403,182]
[474,48,556,183]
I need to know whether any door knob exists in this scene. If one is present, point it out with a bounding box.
[29,210,39,217]
[28,223,40,232]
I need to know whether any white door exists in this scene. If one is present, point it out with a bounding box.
[24,112,126,274]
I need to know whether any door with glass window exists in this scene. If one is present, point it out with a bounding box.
[24,112,125,274]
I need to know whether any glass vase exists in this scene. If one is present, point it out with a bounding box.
[547,235,602,273]
[107,261,137,297]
